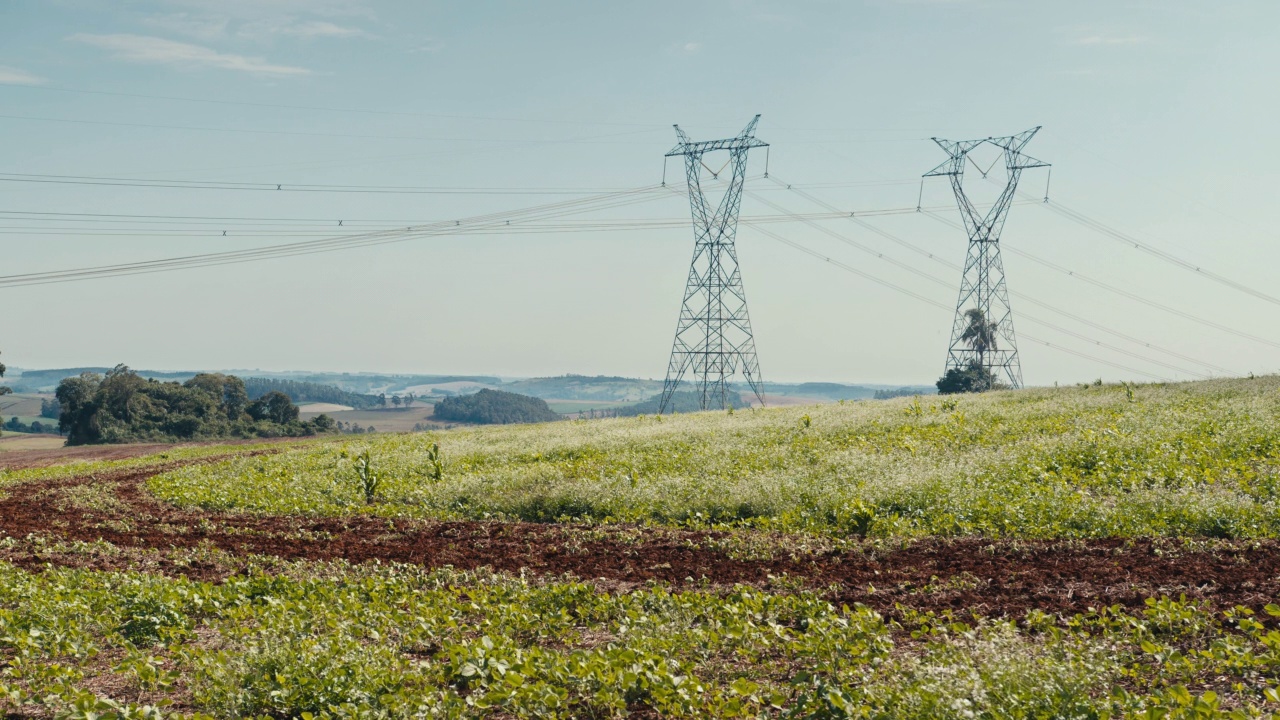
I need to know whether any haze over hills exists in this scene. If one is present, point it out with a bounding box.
[5,367,935,404]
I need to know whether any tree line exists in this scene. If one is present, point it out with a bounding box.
[55,366,335,445]
[433,389,561,425]
[242,377,382,410]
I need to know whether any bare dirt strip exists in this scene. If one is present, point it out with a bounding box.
[2,463,1278,620]
[0,441,177,469]
[0,437,297,471]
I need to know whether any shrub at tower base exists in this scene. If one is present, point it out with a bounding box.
[55,365,334,445]
[936,361,1003,395]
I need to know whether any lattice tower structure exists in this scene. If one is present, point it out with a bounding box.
[659,115,768,413]
[924,127,1050,388]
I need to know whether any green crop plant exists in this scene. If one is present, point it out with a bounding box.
[352,449,380,504]
[1,560,1279,717]
[150,376,1280,540]
[425,442,444,482]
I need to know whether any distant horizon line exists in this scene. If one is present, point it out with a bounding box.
[4,365,934,390]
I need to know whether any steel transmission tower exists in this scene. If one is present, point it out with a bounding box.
[924,127,1050,389]
[658,115,768,414]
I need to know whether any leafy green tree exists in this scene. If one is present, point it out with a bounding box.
[960,308,999,362]
[247,391,299,425]
[403,392,414,408]
[55,368,316,445]
[185,373,249,420]
[40,397,60,418]
[391,395,402,408]
[56,372,103,443]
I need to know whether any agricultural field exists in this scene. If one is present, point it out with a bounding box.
[297,406,442,433]
[0,392,48,418]
[1,376,1280,717]
[295,402,356,414]
[0,433,65,453]
[0,391,56,428]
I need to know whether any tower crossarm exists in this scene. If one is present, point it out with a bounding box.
[667,115,768,157]
[666,136,769,157]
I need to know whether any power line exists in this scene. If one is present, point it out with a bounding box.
[0,172,671,196]
[0,113,667,145]
[0,206,913,229]
[0,172,919,197]
[748,224,1171,382]
[1026,191,1280,309]
[762,175,1237,375]
[748,184,1226,377]
[0,212,867,237]
[0,185,675,288]
[922,209,1280,351]
[0,81,665,128]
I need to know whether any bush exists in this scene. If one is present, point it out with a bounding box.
[937,361,1001,395]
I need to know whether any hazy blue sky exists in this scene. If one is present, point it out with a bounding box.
[1,0,1277,385]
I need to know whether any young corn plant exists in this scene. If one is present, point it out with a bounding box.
[353,449,380,504]
[425,442,444,482]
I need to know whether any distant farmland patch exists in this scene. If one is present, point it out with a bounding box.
[0,434,65,452]
[297,406,439,433]
[296,402,354,414]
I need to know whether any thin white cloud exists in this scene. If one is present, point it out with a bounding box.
[235,17,376,40]
[142,13,229,42]
[409,38,443,54]
[683,42,702,53]
[69,33,310,76]
[1070,34,1149,46]
[162,0,374,20]
[144,13,376,42]
[0,66,45,85]
[279,20,373,38]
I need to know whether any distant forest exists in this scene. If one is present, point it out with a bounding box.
[242,377,381,409]
[287,373,500,394]
[9,367,196,392]
[56,367,334,445]
[433,389,562,425]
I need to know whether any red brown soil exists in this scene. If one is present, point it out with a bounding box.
[0,441,171,470]
[2,464,1278,620]
[0,437,295,470]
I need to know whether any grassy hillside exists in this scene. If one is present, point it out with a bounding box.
[152,376,1280,538]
